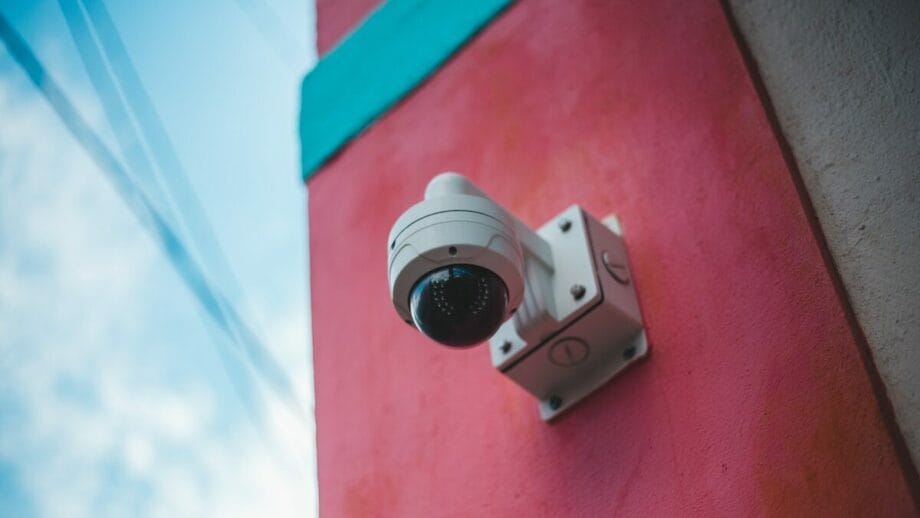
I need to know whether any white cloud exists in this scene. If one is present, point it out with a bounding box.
[0,47,315,518]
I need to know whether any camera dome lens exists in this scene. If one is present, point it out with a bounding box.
[409,264,508,347]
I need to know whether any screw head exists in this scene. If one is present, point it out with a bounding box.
[548,395,563,410]
[558,218,572,232]
[623,346,637,360]
[500,341,512,354]
[570,284,586,300]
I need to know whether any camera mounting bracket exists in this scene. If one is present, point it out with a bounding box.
[488,207,648,421]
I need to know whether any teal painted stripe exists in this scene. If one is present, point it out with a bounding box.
[299,0,513,180]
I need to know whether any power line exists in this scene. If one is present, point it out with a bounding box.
[66,0,310,426]
[58,0,266,409]
[76,0,247,308]
[232,0,303,66]
[56,0,178,234]
[0,11,306,424]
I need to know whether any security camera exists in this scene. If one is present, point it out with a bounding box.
[387,172,647,420]
[387,173,525,347]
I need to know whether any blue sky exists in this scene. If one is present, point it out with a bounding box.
[0,0,317,516]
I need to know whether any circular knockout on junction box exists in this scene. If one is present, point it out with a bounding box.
[549,337,590,367]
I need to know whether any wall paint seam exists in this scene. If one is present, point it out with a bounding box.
[719,0,920,508]
[299,0,514,182]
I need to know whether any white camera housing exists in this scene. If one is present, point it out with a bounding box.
[387,175,525,326]
[388,173,647,420]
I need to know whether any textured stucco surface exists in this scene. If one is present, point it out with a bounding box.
[728,0,920,469]
[306,1,916,515]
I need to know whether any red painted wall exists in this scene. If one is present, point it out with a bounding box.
[307,1,917,516]
[315,0,380,55]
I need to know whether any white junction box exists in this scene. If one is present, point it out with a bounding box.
[488,206,647,420]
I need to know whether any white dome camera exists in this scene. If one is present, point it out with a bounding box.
[387,172,525,347]
[387,172,647,420]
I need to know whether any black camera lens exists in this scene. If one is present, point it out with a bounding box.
[409,264,508,347]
